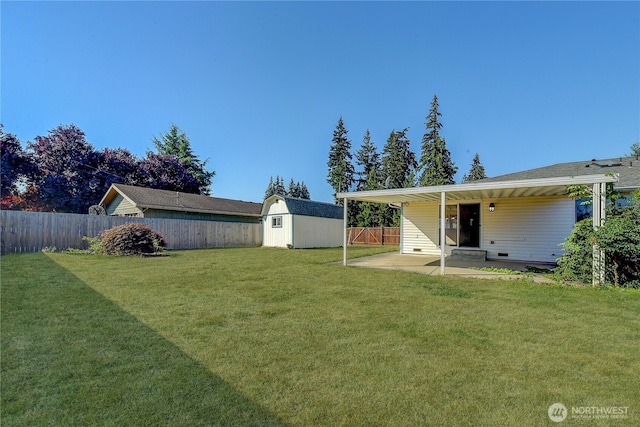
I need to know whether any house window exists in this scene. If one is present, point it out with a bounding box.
[271,216,282,228]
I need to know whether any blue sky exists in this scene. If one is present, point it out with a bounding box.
[2,1,638,203]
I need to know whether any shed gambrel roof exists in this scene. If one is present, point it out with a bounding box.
[477,156,640,191]
[99,184,262,217]
[261,195,344,219]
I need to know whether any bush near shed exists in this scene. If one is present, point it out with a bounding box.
[99,223,166,256]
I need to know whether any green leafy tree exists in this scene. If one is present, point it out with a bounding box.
[629,142,640,156]
[462,153,487,183]
[418,94,457,186]
[327,116,355,203]
[153,124,215,194]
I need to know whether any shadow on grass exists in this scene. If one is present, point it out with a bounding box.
[1,253,285,427]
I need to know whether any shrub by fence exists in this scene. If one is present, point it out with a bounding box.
[0,210,262,254]
[347,227,400,246]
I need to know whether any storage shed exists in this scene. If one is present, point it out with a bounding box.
[261,195,344,248]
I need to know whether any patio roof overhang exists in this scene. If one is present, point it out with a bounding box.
[338,173,618,286]
[337,174,618,203]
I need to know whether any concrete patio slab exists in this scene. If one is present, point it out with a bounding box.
[347,252,556,282]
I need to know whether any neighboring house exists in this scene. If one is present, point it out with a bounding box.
[338,156,639,278]
[261,195,344,248]
[99,184,262,223]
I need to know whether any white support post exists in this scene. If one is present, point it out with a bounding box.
[592,182,606,286]
[343,197,348,266]
[440,191,446,275]
[599,182,606,284]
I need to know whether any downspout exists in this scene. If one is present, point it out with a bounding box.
[343,197,348,266]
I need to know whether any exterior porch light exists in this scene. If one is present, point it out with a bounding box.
[489,202,495,212]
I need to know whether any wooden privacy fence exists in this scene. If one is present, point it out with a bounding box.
[0,210,262,254]
[347,227,400,246]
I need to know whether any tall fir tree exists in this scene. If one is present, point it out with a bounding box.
[265,176,310,200]
[296,181,310,199]
[354,129,383,227]
[153,124,215,194]
[264,176,276,199]
[418,94,457,186]
[381,128,417,190]
[274,176,286,196]
[462,153,487,183]
[380,128,417,226]
[327,116,355,204]
[355,129,381,191]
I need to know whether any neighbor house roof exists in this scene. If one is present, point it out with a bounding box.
[477,156,640,191]
[261,195,344,219]
[99,184,262,217]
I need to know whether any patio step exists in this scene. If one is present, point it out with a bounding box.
[450,249,487,261]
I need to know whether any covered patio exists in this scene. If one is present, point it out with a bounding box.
[338,173,618,286]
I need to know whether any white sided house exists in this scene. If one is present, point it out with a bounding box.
[338,156,640,284]
[261,195,344,248]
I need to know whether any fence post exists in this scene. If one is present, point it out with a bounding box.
[381,226,384,246]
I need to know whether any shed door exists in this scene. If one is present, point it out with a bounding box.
[459,204,480,247]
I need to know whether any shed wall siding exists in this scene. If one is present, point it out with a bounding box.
[292,216,343,248]
[402,196,575,263]
[262,200,292,247]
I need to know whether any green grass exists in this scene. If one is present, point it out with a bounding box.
[2,246,639,426]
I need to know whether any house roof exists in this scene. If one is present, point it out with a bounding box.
[337,156,639,205]
[261,195,344,219]
[338,174,618,204]
[477,156,640,190]
[99,184,262,217]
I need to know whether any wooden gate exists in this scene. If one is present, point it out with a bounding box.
[347,227,399,246]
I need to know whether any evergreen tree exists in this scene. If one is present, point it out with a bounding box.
[380,128,417,226]
[265,176,310,200]
[418,94,457,186]
[355,129,381,191]
[462,153,487,183]
[287,178,298,197]
[297,181,310,199]
[356,168,385,227]
[153,124,215,194]
[264,177,276,199]
[381,128,417,190]
[275,176,286,196]
[354,129,384,227]
[327,116,355,203]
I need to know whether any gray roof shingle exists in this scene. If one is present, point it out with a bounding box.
[477,156,640,190]
[107,184,262,216]
[281,197,344,219]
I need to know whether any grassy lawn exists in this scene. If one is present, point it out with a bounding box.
[2,246,639,426]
